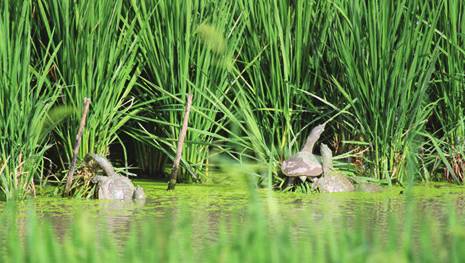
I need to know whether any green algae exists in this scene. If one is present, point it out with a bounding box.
[1,180,464,245]
[2,181,463,215]
[0,181,464,263]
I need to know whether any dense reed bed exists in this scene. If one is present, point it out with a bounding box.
[0,0,464,199]
[0,0,60,200]
[431,0,465,182]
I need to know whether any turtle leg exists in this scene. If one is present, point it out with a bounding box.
[311,178,319,190]
[133,186,145,200]
[286,177,296,187]
[320,143,333,176]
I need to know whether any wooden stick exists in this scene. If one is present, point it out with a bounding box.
[15,151,22,188]
[64,98,91,196]
[167,94,193,191]
[30,178,36,197]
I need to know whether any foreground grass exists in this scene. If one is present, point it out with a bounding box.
[2,185,465,262]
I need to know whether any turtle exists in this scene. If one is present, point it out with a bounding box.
[313,144,355,193]
[281,123,326,182]
[88,154,145,200]
[356,182,383,192]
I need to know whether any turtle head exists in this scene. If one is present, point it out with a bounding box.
[91,175,107,184]
[133,186,145,200]
[302,123,326,152]
[320,143,333,175]
[310,123,325,138]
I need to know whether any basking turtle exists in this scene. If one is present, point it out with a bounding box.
[281,124,325,182]
[356,182,383,192]
[88,154,145,200]
[313,144,354,192]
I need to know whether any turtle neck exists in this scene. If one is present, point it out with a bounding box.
[301,133,318,153]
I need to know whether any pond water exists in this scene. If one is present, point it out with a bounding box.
[2,181,465,246]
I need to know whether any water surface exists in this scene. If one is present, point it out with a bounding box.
[2,181,465,245]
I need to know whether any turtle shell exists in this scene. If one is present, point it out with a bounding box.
[315,174,354,193]
[97,175,135,200]
[281,151,322,177]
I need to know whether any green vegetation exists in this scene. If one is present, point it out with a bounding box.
[2,1,464,261]
[0,0,60,200]
[35,0,141,169]
[331,0,439,183]
[2,185,465,262]
[431,0,465,182]
[0,0,464,200]
[129,0,242,182]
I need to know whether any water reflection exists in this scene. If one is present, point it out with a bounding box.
[2,185,465,247]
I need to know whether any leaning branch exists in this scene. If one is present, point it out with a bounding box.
[167,94,193,191]
[64,98,91,196]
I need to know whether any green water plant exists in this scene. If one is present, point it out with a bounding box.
[130,0,243,182]
[330,0,440,183]
[430,0,465,183]
[0,0,62,200]
[2,0,465,197]
[186,0,340,188]
[2,190,465,262]
[228,0,337,186]
[35,0,141,172]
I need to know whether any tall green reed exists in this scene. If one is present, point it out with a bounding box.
[202,0,337,187]
[130,0,243,182]
[0,0,60,200]
[330,0,440,183]
[430,0,465,182]
[2,0,463,194]
[35,0,140,172]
